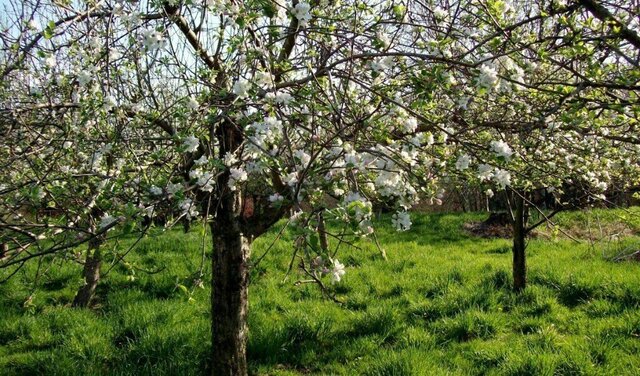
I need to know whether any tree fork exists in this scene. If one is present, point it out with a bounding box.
[72,237,102,308]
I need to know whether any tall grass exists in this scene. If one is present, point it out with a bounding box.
[1,209,640,375]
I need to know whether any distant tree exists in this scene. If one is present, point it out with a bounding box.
[417,0,640,291]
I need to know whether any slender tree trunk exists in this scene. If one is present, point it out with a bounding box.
[182,216,191,233]
[210,220,251,376]
[72,238,102,307]
[317,211,329,253]
[512,194,527,292]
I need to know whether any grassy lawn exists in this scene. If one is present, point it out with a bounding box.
[1,208,640,375]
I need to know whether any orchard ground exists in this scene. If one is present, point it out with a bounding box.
[1,208,640,375]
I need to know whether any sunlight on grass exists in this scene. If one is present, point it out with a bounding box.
[1,209,640,375]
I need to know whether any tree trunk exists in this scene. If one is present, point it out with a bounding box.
[317,212,329,253]
[182,216,191,233]
[210,221,251,376]
[512,194,527,292]
[72,238,102,308]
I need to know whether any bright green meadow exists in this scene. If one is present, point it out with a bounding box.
[1,208,640,375]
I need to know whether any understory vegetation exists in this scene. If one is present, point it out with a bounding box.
[1,208,640,375]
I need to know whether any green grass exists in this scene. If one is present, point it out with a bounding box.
[2,208,640,375]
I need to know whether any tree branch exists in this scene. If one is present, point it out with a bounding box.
[577,0,640,52]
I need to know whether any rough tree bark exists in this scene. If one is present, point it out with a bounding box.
[210,218,251,376]
[512,194,527,292]
[208,111,251,375]
[72,237,102,307]
[208,115,290,375]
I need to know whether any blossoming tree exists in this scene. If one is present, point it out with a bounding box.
[1,0,447,373]
[0,50,164,307]
[399,0,640,291]
[2,0,640,374]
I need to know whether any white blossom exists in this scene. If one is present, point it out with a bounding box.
[595,181,608,191]
[376,31,391,48]
[375,170,403,197]
[409,133,425,147]
[477,64,499,89]
[28,20,40,30]
[425,132,435,146]
[477,164,494,181]
[189,169,203,180]
[456,154,471,171]
[268,193,284,204]
[187,96,199,110]
[141,28,166,51]
[104,95,118,111]
[370,56,394,73]
[294,149,311,168]
[232,79,250,98]
[330,259,346,283]
[255,71,274,88]
[149,185,163,196]
[359,221,374,235]
[197,172,215,192]
[490,140,513,159]
[402,117,418,133]
[392,211,412,231]
[77,70,92,86]
[166,182,183,195]
[121,12,140,26]
[283,172,299,186]
[291,2,312,27]
[179,199,199,219]
[194,155,209,165]
[433,6,448,20]
[493,169,511,189]
[344,150,361,168]
[344,191,365,205]
[223,152,238,166]
[457,96,470,110]
[274,91,293,105]
[228,167,247,190]
[183,135,199,153]
[342,192,372,222]
[88,37,102,50]
[45,55,56,68]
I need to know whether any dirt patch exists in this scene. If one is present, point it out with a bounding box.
[464,221,512,238]
[464,212,546,239]
[464,212,513,239]
[466,212,639,242]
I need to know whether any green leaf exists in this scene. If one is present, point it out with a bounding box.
[43,20,55,39]
[236,16,245,28]
[259,0,276,18]
[392,5,405,20]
